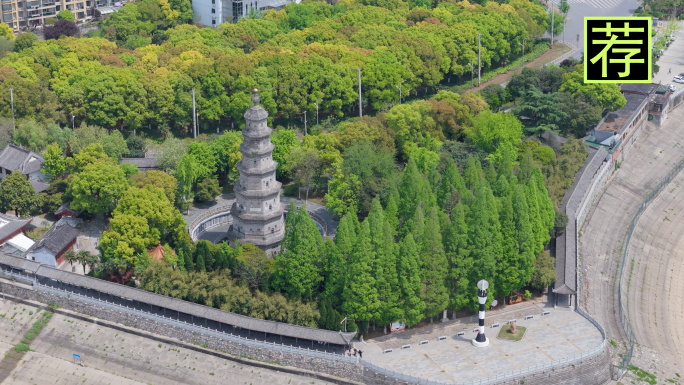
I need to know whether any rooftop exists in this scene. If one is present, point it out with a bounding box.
[30,179,50,193]
[0,144,44,175]
[652,84,671,104]
[25,219,79,256]
[6,233,35,252]
[121,157,158,169]
[619,83,659,95]
[0,213,32,244]
[595,94,648,135]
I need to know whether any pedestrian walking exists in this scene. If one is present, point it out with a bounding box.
[669,68,672,74]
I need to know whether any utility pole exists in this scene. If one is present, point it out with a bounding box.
[551,0,554,46]
[477,33,482,86]
[468,60,475,89]
[357,68,362,118]
[302,110,307,136]
[9,87,15,132]
[396,80,404,104]
[313,100,320,130]
[71,113,75,129]
[191,88,197,139]
[519,39,526,67]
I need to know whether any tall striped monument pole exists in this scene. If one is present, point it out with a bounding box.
[472,279,490,347]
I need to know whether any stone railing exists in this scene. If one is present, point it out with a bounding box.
[188,205,232,242]
[188,200,330,243]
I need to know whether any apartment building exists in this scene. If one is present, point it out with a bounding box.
[2,0,88,31]
[192,0,294,27]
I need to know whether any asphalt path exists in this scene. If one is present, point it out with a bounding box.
[547,0,642,60]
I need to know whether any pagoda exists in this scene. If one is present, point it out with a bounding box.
[229,89,284,255]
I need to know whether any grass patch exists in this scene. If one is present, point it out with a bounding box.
[15,311,53,353]
[497,324,527,341]
[628,365,657,385]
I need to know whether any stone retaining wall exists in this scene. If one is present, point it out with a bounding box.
[0,279,364,383]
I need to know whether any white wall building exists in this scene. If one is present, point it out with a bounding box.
[192,0,294,27]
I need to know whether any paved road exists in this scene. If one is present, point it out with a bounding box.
[653,22,684,89]
[546,0,642,60]
[579,105,684,377]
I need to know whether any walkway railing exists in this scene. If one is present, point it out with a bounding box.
[188,204,232,238]
[614,154,684,378]
[28,282,356,363]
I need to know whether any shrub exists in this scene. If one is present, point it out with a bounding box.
[14,344,29,352]
[44,20,80,40]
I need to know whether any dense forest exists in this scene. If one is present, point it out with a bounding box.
[0,0,562,135]
[0,0,631,332]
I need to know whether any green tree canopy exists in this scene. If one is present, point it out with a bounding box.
[69,161,128,215]
[0,171,35,217]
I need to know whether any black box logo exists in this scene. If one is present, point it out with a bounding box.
[584,17,651,83]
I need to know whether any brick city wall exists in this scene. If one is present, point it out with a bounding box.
[0,278,611,385]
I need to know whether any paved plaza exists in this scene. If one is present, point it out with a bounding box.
[362,304,603,384]
[0,298,333,385]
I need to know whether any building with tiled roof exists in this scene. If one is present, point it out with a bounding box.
[25,219,79,267]
[0,144,46,185]
[0,213,32,245]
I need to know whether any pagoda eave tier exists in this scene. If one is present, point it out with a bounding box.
[231,207,285,223]
[242,129,273,140]
[233,186,282,199]
[239,142,274,156]
[232,232,284,247]
[244,106,269,121]
[236,161,277,175]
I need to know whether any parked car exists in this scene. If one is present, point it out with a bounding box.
[679,73,684,77]
[670,84,676,92]
[674,77,684,84]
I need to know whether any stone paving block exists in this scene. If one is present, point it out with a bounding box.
[541,341,583,360]
[417,339,454,354]
[569,333,603,352]
[447,364,489,384]
[384,354,440,377]
[479,356,521,375]
[423,370,454,383]
[550,317,600,340]
[457,342,503,363]
[523,327,564,346]
[509,348,554,367]
[492,338,535,355]
[427,347,473,370]
[517,318,544,329]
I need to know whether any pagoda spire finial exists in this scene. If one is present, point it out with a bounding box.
[251,88,260,106]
